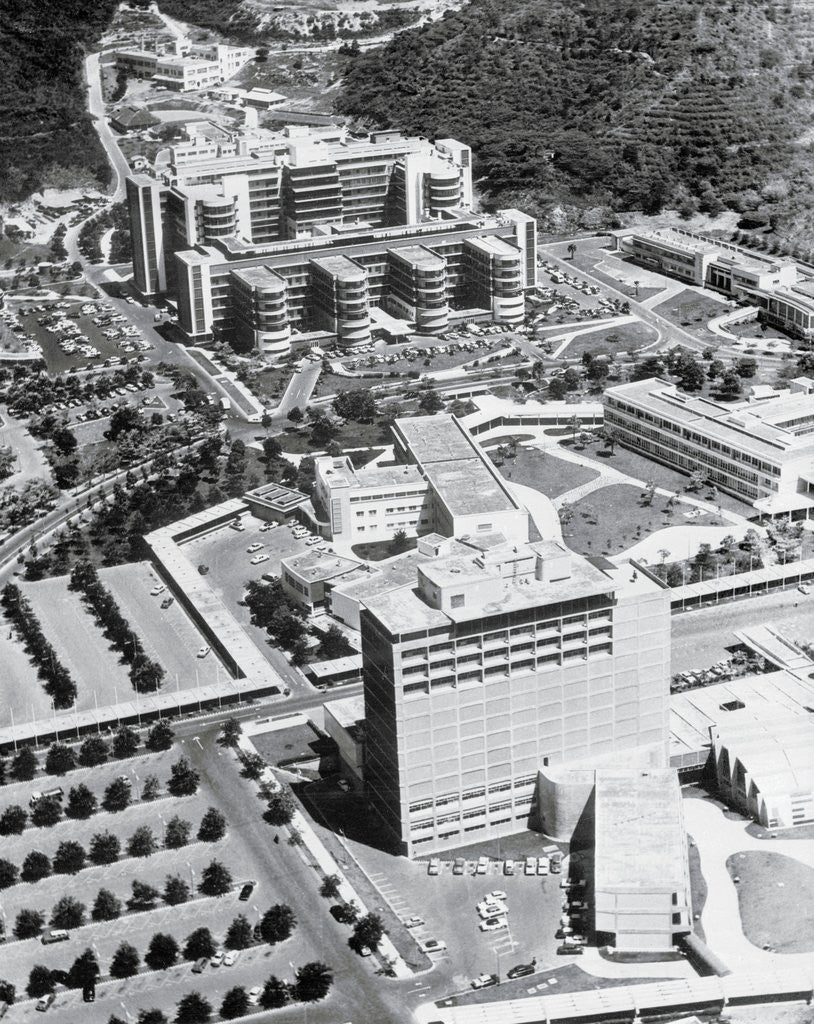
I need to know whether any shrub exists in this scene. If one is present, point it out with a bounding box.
[141,774,160,801]
[219,987,249,1020]
[0,980,14,1004]
[319,874,340,899]
[67,948,99,990]
[144,933,179,971]
[10,748,38,781]
[263,789,295,826]
[174,992,212,1024]
[112,726,139,759]
[128,880,160,910]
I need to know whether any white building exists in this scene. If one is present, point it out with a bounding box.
[113,39,254,93]
[604,376,814,516]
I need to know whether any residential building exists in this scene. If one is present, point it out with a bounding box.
[604,377,814,516]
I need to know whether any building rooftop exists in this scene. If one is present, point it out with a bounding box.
[354,463,427,489]
[606,377,814,459]
[713,707,814,799]
[232,265,287,291]
[422,458,516,517]
[310,253,367,281]
[324,692,365,728]
[389,244,446,270]
[464,234,520,258]
[281,549,362,584]
[395,414,478,463]
[595,769,689,893]
[243,481,307,512]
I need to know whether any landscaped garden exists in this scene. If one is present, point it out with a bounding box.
[562,321,658,359]
[494,446,600,500]
[727,850,814,953]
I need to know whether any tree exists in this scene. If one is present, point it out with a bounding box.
[677,357,705,392]
[128,880,160,910]
[146,720,175,752]
[718,369,742,399]
[26,966,54,999]
[332,390,377,423]
[168,757,199,797]
[145,933,179,971]
[688,469,708,492]
[0,981,14,1005]
[89,831,120,865]
[67,948,100,990]
[218,718,242,748]
[10,747,37,781]
[224,914,253,950]
[184,928,216,962]
[0,859,18,889]
[175,992,212,1024]
[418,389,443,415]
[53,840,86,874]
[14,909,45,939]
[142,774,161,801]
[239,752,266,781]
[220,986,249,1020]
[294,961,333,1002]
[567,243,577,260]
[110,941,140,979]
[259,904,296,944]
[287,406,303,423]
[164,816,191,849]
[127,825,157,858]
[21,850,51,882]
[112,725,139,759]
[259,976,289,1010]
[50,895,85,929]
[736,356,758,378]
[102,778,131,813]
[31,797,62,828]
[264,789,295,826]
[353,912,385,951]
[66,784,97,819]
[320,874,341,899]
[198,860,232,896]
[138,1013,169,1024]
[92,888,122,921]
[163,875,190,906]
[78,736,109,767]
[45,743,76,775]
[0,805,28,835]
[197,808,226,842]
[707,358,726,380]
[547,376,568,400]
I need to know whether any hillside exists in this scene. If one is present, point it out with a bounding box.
[0,0,119,202]
[336,0,814,243]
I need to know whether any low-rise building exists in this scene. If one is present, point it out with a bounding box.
[324,693,366,787]
[114,39,254,92]
[110,105,159,133]
[604,377,814,516]
[280,550,363,611]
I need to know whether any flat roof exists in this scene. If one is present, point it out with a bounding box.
[244,482,308,512]
[232,265,287,291]
[595,769,689,893]
[388,244,446,270]
[323,691,365,724]
[395,414,477,463]
[281,549,362,584]
[309,253,366,280]
[422,459,516,516]
[354,463,426,489]
[464,234,520,257]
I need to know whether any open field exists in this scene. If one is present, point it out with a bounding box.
[727,850,814,953]
[560,320,658,358]
[495,447,599,500]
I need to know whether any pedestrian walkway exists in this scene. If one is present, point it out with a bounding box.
[553,473,614,509]
[683,798,814,974]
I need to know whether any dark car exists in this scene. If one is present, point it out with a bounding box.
[507,962,536,979]
[556,944,584,956]
[238,882,256,902]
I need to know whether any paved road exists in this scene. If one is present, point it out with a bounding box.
[276,363,321,420]
[540,241,711,354]
[671,588,814,673]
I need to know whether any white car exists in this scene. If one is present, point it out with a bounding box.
[250,553,269,564]
[248,986,262,1005]
[487,890,507,902]
[476,855,488,875]
[210,951,224,967]
[305,537,321,546]
[537,857,549,876]
[524,857,536,876]
[223,950,240,967]
[247,542,263,553]
[478,902,507,920]
[418,938,447,954]
[197,645,211,658]
[403,916,424,928]
[479,916,508,932]
[150,584,166,596]
[798,583,811,595]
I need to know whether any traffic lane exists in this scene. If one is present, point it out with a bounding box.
[181,727,409,1024]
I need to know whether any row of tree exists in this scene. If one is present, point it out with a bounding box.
[0,721,174,787]
[69,560,165,692]
[1,582,77,708]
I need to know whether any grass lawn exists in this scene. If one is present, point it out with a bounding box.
[496,446,600,499]
[687,836,707,942]
[352,535,417,561]
[727,851,814,953]
[562,320,658,358]
[567,440,755,516]
[480,433,535,447]
[564,483,689,556]
[276,419,390,455]
[653,289,729,326]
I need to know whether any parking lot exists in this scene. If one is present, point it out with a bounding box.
[0,732,360,1023]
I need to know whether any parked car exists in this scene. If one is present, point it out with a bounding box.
[35,994,56,1012]
[197,645,211,658]
[41,929,69,945]
[478,902,507,919]
[150,584,166,596]
[192,958,207,974]
[537,856,549,876]
[452,857,466,876]
[507,962,535,979]
[471,973,498,989]
[524,857,536,876]
[418,938,447,954]
[557,944,584,956]
[247,543,263,553]
[427,858,440,876]
[250,553,269,564]
[248,986,262,1006]
[210,951,224,967]
[503,860,515,876]
[224,950,240,967]
[476,855,488,875]
[487,889,507,902]
[479,917,508,932]
[238,882,256,902]
[160,596,174,609]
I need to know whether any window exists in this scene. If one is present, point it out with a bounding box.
[451,594,465,609]
[477,523,493,532]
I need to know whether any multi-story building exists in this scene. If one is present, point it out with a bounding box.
[340,414,672,857]
[314,414,529,545]
[127,126,475,291]
[604,376,814,517]
[167,210,534,353]
[113,39,254,92]
[613,227,814,341]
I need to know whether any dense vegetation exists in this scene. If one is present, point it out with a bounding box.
[0,0,119,201]
[337,0,814,239]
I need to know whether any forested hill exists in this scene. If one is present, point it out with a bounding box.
[336,0,814,230]
[0,0,119,201]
